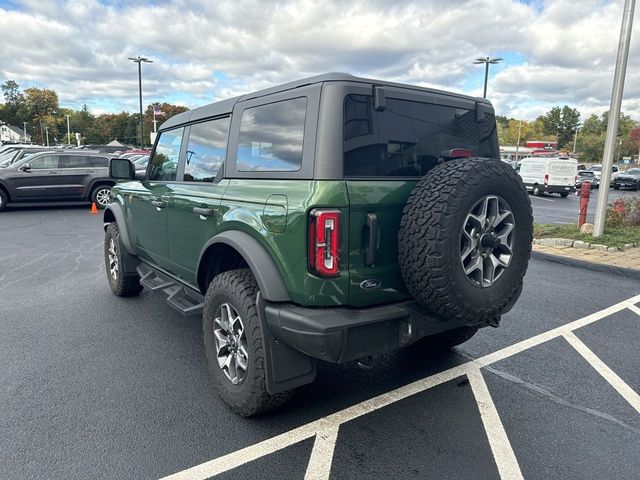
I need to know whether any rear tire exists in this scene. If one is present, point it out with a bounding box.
[0,189,8,212]
[560,192,569,198]
[104,223,143,296]
[203,269,293,416]
[532,184,542,196]
[413,326,478,352]
[92,184,112,209]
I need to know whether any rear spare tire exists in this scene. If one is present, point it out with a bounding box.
[398,157,532,323]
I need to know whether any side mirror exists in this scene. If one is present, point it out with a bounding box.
[20,163,31,172]
[109,158,135,180]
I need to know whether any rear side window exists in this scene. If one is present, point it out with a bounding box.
[30,155,59,169]
[343,95,499,177]
[237,97,306,172]
[148,127,184,181]
[183,117,230,182]
[60,155,90,168]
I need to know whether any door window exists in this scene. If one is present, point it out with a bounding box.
[183,117,230,182]
[29,155,59,169]
[89,156,109,167]
[148,127,184,181]
[60,155,90,168]
[237,97,306,172]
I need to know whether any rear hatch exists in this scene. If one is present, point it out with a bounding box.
[342,91,499,307]
[548,160,577,186]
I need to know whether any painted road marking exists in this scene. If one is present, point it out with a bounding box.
[303,427,340,480]
[160,293,640,480]
[564,331,640,414]
[468,368,524,480]
[529,196,555,202]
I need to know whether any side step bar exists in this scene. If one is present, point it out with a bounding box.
[137,264,204,316]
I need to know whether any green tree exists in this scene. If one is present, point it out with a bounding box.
[0,80,26,126]
[23,87,59,144]
[542,105,580,149]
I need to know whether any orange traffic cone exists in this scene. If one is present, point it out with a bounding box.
[90,202,99,215]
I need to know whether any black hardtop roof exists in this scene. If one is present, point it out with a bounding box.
[160,72,490,131]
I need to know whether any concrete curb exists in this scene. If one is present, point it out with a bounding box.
[531,250,640,280]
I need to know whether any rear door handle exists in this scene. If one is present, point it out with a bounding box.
[365,213,378,266]
[47,171,58,174]
[193,207,213,217]
[151,200,167,209]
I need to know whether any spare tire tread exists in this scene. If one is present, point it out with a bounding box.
[398,157,532,323]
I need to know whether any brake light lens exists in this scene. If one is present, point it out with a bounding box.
[544,174,549,185]
[308,209,340,277]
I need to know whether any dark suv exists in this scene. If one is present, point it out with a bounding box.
[104,73,533,416]
[0,151,114,210]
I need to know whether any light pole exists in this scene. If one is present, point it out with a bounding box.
[44,126,49,147]
[593,0,635,237]
[473,56,502,98]
[23,122,27,143]
[128,55,153,149]
[66,115,71,145]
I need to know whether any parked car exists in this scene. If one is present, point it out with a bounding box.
[613,168,640,190]
[517,156,578,197]
[103,73,533,416]
[0,151,114,211]
[0,146,66,168]
[589,164,620,184]
[575,170,599,189]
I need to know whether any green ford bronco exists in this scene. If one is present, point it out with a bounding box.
[104,73,532,416]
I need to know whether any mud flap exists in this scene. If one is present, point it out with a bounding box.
[256,293,316,395]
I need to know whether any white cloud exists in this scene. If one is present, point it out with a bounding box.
[0,0,638,122]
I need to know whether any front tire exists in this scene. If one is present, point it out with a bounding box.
[203,269,293,416]
[104,223,143,296]
[560,192,569,198]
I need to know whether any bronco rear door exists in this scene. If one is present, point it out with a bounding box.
[341,88,499,307]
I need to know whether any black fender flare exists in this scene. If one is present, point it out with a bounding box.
[197,230,291,302]
[103,203,135,255]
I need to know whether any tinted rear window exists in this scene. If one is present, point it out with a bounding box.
[343,95,499,177]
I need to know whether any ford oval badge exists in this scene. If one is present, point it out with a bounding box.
[360,279,381,290]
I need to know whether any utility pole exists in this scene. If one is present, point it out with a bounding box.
[593,0,635,237]
[45,127,50,147]
[66,115,71,145]
[128,56,153,149]
[573,128,579,154]
[23,122,27,143]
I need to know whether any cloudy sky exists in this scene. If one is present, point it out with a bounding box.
[0,0,638,120]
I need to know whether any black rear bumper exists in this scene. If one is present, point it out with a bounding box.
[542,184,574,194]
[263,299,489,364]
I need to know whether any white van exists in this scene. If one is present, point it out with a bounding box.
[516,157,577,197]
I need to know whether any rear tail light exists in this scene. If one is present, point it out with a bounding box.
[308,209,340,277]
[544,174,549,185]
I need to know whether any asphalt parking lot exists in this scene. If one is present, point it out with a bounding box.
[531,188,637,224]
[1,205,639,480]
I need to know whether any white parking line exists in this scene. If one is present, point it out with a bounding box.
[468,368,524,480]
[304,427,340,480]
[564,332,640,414]
[529,196,556,203]
[159,293,640,480]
